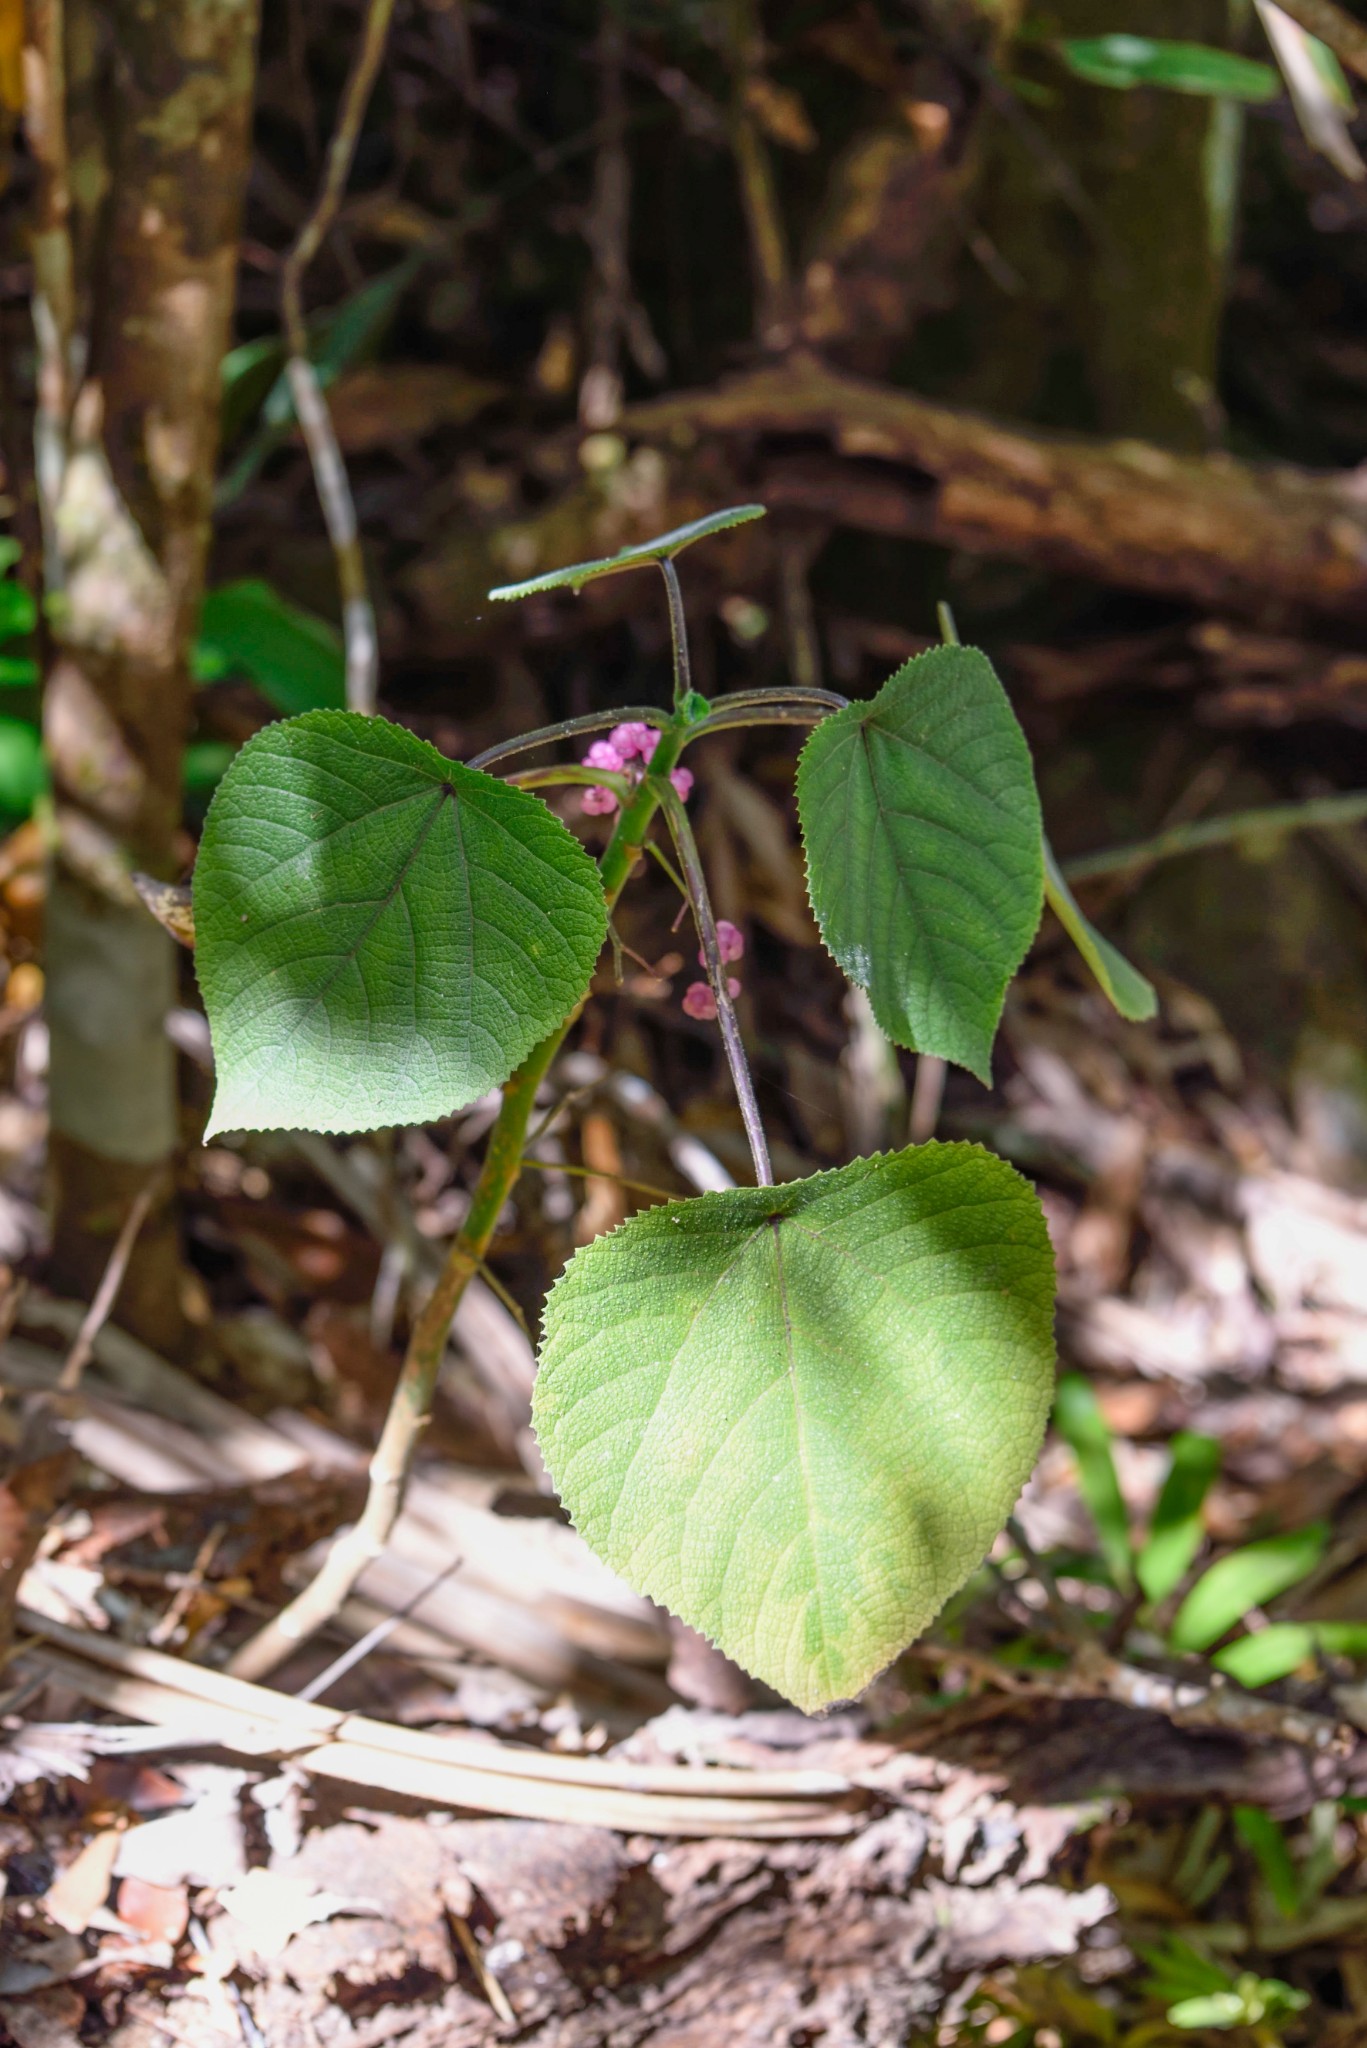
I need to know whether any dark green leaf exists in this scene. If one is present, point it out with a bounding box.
[1170,1523,1329,1652]
[1056,35,1281,101]
[194,710,607,1137]
[534,1142,1057,1711]
[489,504,767,601]
[1044,842,1157,1021]
[0,717,46,816]
[1233,1806,1302,1919]
[198,582,346,716]
[797,647,1044,1082]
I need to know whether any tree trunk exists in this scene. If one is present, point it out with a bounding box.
[25,0,260,1351]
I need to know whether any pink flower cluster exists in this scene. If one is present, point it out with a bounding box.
[682,919,745,1022]
[580,722,693,817]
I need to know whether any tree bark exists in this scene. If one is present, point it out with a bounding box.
[25,0,260,1350]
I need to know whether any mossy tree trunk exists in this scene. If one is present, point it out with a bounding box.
[933,0,1240,450]
[25,0,260,1349]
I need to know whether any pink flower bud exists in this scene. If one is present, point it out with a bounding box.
[681,981,718,1021]
[610,721,657,762]
[584,739,624,772]
[681,977,741,1021]
[669,766,694,802]
[698,919,744,967]
[581,784,619,816]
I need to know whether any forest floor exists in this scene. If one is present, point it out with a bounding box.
[5,667,1367,2047]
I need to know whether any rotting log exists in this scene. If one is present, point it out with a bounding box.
[620,356,1367,629]
[404,358,1367,655]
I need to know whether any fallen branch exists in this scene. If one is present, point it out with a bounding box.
[16,1612,862,1839]
[623,356,1367,629]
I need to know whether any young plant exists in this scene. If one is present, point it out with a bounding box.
[185,504,1155,1707]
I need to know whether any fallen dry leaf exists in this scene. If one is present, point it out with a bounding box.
[43,1827,121,1935]
[216,1868,357,1959]
[115,1875,189,1946]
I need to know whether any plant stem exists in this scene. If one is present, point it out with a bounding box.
[704,686,849,718]
[468,707,664,773]
[654,780,774,1187]
[505,765,633,799]
[228,722,688,1682]
[1062,788,1367,884]
[660,557,693,713]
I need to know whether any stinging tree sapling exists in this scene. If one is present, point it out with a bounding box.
[179,504,1156,1707]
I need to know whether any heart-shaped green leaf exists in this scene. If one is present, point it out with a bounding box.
[797,646,1044,1083]
[533,1143,1056,1711]
[489,504,765,601]
[195,710,607,1137]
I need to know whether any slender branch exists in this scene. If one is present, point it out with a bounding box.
[468,708,664,773]
[57,1175,163,1394]
[659,557,694,713]
[654,780,774,1187]
[1062,788,1367,884]
[723,0,793,347]
[281,0,397,716]
[228,722,690,1682]
[1271,0,1367,81]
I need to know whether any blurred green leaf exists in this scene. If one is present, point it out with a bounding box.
[0,717,46,815]
[1053,1372,1133,1588]
[0,577,36,643]
[1171,1523,1328,1652]
[0,657,38,689]
[1055,35,1281,101]
[489,505,767,601]
[183,741,238,796]
[220,333,286,444]
[0,538,21,573]
[1166,1990,1246,2029]
[198,581,346,716]
[1137,1430,1221,1602]
[1233,1805,1302,1919]
[1213,1622,1316,1687]
[1314,1622,1367,1657]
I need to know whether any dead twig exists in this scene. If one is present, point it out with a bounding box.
[57,1174,163,1394]
[911,1640,1354,1755]
[16,1612,862,1837]
[281,0,397,715]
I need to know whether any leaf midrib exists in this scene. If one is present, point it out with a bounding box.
[236,782,450,1084]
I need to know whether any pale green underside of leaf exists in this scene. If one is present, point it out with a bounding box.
[534,1144,1057,1712]
[488,503,766,601]
[797,647,1044,1084]
[194,711,606,1137]
[1043,841,1158,1022]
